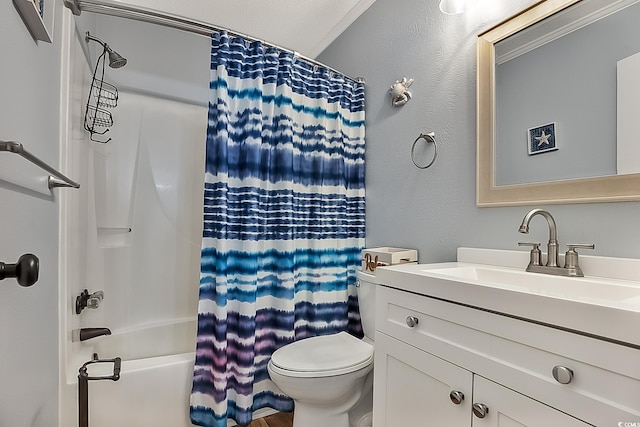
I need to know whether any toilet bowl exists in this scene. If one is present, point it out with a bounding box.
[267,270,380,427]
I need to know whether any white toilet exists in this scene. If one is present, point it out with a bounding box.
[267,270,379,427]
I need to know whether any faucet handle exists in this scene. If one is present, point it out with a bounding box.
[76,289,105,314]
[90,290,104,300]
[566,244,595,251]
[86,290,104,309]
[518,242,541,267]
[563,244,594,276]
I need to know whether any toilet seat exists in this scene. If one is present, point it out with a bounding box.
[269,331,374,378]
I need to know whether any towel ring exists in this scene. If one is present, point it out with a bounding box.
[411,132,437,169]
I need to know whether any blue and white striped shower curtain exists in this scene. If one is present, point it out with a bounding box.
[189,31,366,427]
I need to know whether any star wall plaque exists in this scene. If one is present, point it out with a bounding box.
[527,122,558,155]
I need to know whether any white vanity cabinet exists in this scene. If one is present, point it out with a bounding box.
[375,333,589,426]
[373,284,640,426]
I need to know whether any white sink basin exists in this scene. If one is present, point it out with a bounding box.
[374,249,640,347]
[423,265,640,303]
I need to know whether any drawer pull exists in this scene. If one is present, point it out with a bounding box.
[449,390,464,405]
[405,316,419,327]
[552,365,574,384]
[472,403,489,418]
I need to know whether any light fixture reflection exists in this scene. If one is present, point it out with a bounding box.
[439,0,479,15]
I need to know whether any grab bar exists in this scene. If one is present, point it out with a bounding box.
[78,356,121,427]
[0,140,80,189]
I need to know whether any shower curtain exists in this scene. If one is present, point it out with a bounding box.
[190,31,366,427]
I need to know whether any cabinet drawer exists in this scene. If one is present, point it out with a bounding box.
[375,285,640,426]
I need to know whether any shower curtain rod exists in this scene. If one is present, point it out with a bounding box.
[63,0,366,84]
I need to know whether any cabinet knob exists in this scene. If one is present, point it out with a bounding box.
[449,390,464,405]
[405,316,419,328]
[552,365,574,384]
[472,403,489,419]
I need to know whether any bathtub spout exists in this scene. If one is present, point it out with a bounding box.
[79,327,111,341]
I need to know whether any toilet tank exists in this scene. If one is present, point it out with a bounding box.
[356,270,381,342]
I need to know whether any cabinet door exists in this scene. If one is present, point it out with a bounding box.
[374,332,472,426]
[471,376,592,427]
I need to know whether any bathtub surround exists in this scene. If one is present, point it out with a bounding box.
[57,13,209,427]
[190,31,366,427]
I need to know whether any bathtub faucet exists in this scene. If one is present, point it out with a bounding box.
[76,289,104,314]
[79,327,112,341]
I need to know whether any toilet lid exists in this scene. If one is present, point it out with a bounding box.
[270,332,373,374]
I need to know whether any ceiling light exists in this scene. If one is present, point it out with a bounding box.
[439,0,479,15]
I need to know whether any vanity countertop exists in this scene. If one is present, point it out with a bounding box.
[375,248,640,348]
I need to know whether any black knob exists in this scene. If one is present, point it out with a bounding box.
[0,254,39,287]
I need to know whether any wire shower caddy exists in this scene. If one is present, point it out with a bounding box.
[83,46,119,143]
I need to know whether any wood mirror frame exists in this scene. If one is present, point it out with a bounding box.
[476,0,640,207]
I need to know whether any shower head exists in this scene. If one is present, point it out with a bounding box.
[107,49,127,69]
[85,32,127,69]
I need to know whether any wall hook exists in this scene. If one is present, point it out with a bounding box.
[0,254,39,287]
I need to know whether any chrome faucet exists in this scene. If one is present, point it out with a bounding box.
[518,209,559,267]
[518,209,594,277]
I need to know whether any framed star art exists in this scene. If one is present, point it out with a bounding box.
[527,122,558,155]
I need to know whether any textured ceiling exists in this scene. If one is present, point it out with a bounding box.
[104,0,376,58]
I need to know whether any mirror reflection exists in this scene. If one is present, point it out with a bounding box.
[476,0,640,206]
[495,0,640,186]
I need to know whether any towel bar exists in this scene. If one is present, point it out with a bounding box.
[0,140,80,189]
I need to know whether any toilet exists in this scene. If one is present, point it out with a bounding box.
[267,270,379,427]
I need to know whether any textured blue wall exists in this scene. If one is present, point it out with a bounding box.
[319,0,640,261]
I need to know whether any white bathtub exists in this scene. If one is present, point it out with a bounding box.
[79,319,276,427]
[87,352,196,427]
[83,319,197,427]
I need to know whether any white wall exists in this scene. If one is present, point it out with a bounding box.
[617,51,640,176]
[78,0,374,58]
[0,1,64,426]
[318,0,640,262]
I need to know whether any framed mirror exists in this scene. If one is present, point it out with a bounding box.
[477,0,640,206]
